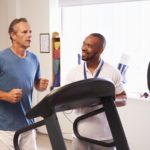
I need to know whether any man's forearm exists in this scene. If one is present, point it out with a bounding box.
[0,90,8,100]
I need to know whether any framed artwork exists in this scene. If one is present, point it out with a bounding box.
[40,33,50,53]
[50,32,60,90]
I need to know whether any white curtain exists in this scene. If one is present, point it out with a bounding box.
[60,1,150,94]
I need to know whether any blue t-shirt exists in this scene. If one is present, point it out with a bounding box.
[0,48,40,130]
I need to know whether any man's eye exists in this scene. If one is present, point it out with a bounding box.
[22,31,27,34]
[87,44,92,48]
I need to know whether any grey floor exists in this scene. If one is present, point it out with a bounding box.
[36,132,72,150]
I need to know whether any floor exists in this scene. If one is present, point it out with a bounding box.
[36,132,72,150]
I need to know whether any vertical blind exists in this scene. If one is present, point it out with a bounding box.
[60,1,150,95]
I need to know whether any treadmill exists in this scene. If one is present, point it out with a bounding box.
[13,78,130,150]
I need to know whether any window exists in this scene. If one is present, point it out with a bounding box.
[60,1,150,96]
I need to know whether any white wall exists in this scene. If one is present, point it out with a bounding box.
[0,0,9,50]
[58,98,150,150]
[117,98,150,150]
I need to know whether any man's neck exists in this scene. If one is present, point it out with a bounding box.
[86,59,100,69]
[86,59,100,74]
[11,45,27,58]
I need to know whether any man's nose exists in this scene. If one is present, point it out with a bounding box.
[27,32,32,38]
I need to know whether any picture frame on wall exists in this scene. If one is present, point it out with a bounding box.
[40,33,50,53]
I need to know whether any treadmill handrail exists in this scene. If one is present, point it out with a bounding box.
[26,78,115,119]
[73,107,115,147]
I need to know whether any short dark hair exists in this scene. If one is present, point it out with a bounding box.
[90,33,106,49]
[8,18,28,40]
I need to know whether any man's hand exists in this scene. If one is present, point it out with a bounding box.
[6,89,23,103]
[35,78,49,91]
[115,91,127,107]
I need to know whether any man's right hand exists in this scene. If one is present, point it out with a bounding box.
[6,89,23,103]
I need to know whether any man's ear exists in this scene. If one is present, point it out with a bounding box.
[10,32,16,41]
[99,48,104,54]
